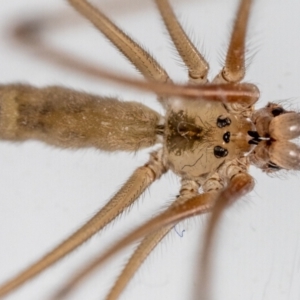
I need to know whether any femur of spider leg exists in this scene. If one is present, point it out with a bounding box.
[154,0,209,84]
[106,226,172,300]
[213,0,253,84]
[106,179,200,299]
[67,0,170,84]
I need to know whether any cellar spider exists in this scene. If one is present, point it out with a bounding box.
[1,0,300,299]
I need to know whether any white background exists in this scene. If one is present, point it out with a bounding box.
[0,0,300,300]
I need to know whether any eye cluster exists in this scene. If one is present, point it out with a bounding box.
[213,116,232,159]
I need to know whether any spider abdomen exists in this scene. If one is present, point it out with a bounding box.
[0,84,162,151]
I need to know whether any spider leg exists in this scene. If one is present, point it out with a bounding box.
[67,0,169,85]
[155,0,209,84]
[200,171,254,300]
[0,150,166,298]
[106,226,172,300]
[214,0,253,84]
[106,179,200,300]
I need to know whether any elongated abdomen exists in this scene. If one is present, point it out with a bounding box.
[0,84,162,151]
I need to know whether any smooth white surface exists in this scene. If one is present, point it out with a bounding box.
[0,1,300,300]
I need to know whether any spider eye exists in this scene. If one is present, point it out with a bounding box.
[223,132,230,143]
[214,146,228,158]
[216,116,231,128]
[271,107,284,117]
[267,161,281,170]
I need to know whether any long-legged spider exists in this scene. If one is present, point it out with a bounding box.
[1,0,300,299]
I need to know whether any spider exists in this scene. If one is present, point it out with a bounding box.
[1,0,300,300]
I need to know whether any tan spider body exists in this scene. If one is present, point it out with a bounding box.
[3,3,297,299]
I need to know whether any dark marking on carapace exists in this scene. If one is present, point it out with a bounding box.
[182,154,203,170]
[166,110,210,156]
